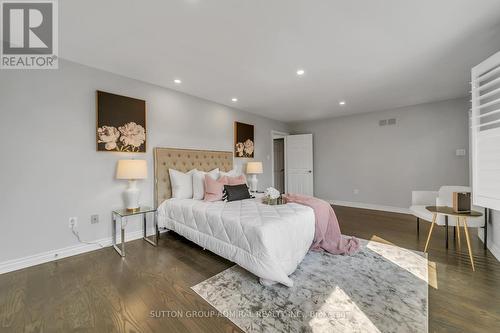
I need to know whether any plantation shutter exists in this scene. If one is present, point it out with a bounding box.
[471,50,500,210]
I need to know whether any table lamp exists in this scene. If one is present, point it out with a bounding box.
[246,161,263,193]
[116,159,148,212]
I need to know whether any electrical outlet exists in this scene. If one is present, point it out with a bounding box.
[91,214,99,224]
[69,217,78,228]
[353,189,359,195]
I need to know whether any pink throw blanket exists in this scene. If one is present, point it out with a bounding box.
[283,193,360,255]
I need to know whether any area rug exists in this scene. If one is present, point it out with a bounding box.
[192,239,428,333]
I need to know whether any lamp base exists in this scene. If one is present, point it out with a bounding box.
[124,180,140,212]
[126,207,140,213]
[249,174,258,192]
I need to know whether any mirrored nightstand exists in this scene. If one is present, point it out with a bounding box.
[112,206,158,257]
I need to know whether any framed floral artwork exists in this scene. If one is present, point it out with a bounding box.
[96,91,146,152]
[234,121,254,158]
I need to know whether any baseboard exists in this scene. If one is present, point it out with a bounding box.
[0,228,162,275]
[329,200,410,215]
[478,228,500,262]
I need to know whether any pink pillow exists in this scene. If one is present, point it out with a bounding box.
[204,175,228,201]
[227,174,247,185]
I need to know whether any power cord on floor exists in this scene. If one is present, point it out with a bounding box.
[71,225,105,248]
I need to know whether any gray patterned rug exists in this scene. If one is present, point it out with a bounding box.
[192,239,428,333]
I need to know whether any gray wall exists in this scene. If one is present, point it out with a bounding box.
[291,98,470,208]
[0,60,287,263]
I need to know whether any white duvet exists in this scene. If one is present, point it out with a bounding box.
[157,198,315,287]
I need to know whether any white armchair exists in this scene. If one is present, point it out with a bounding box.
[410,190,439,234]
[409,186,486,248]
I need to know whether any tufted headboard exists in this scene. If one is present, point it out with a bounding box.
[153,147,233,207]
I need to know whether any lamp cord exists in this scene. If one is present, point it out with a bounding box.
[71,225,105,248]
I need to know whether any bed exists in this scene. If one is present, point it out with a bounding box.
[154,147,315,287]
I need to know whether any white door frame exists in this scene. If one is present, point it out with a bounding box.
[271,130,289,193]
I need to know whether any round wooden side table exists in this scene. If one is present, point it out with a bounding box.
[424,206,483,271]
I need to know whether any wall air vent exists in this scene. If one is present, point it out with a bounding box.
[379,118,396,126]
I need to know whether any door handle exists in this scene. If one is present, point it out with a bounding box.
[308,170,312,173]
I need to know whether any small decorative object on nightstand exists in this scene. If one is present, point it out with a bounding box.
[112,206,158,257]
[247,161,263,193]
[116,159,148,212]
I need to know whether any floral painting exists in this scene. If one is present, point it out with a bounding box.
[96,91,146,152]
[234,122,254,158]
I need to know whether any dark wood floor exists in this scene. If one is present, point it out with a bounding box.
[1,206,500,332]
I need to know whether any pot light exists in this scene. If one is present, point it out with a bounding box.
[174,79,182,84]
[232,98,238,102]
[296,69,305,76]
[339,101,346,105]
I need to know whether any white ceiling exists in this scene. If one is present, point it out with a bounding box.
[60,0,500,122]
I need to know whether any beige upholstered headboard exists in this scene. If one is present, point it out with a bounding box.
[154,147,233,207]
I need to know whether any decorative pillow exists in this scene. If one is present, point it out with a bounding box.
[219,167,240,178]
[169,168,197,199]
[223,184,251,202]
[204,175,228,202]
[227,174,247,185]
[192,168,219,200]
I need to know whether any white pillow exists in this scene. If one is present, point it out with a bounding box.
[219,167,241,178]
[192,168,219,200]
[169,168,197,199]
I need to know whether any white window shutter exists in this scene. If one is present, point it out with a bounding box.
[471,50,500,210]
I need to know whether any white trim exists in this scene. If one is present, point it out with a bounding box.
[271,130,289,192]
[329,200,410,214]
[271,130,288,139]
[478,227,500,261]
[0,228,165,275]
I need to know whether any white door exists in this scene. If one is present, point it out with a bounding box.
[285,134,314,195]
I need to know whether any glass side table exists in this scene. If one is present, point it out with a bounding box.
[112,206,158,257]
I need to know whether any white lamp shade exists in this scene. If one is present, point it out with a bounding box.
[116,160,148,180]
[246,161,263,174]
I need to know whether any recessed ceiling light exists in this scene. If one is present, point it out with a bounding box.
[174,79,182,84]
[296,69,305,76]
[339,101,346,105]
[232,98,238,102]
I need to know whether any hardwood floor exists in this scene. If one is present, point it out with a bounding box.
[1,206,499,332]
